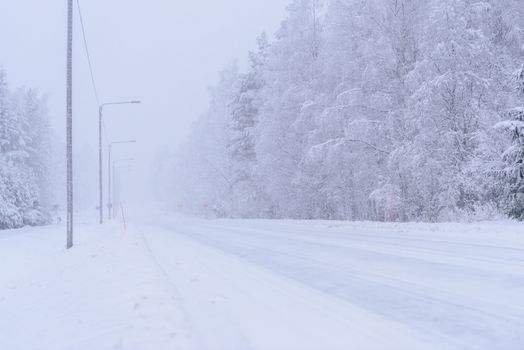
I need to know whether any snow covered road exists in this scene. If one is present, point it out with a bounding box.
[138,225,436,350]
[137,216,524,350]
[1,215,523,349]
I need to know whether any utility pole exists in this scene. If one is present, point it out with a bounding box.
[98,101,140,224]
[112,160,117,219]
[98,106,103,224]
[112,160,116,219]
[108,140,136,219]
[108,143,111,219]
[66,0,74,249]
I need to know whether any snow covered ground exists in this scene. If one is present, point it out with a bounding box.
[1,213,523,350]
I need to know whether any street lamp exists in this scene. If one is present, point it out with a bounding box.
[98,100,140,224]
[108,141,136,219]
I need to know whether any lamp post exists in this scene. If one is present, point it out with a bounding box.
[98,101,140,224]
[108,141,136,219]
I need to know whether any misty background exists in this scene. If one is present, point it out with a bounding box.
[2,0,524,223]
[0,0,288,210]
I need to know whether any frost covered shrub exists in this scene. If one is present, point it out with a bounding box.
[22,207,51,227]
[0,204,23,229]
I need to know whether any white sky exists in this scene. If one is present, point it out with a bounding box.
[0,0,289,205]
[0,0,289,144]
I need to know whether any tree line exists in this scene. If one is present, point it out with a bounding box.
[167,0,524,222]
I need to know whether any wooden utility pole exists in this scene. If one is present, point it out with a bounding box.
[66,0,74,249]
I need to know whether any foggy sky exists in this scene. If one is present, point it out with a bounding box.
[0,0,289,204]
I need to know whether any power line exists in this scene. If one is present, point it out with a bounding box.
[76,0,100,107]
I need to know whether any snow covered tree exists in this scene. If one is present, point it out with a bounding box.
[383,0,514,220]
[167,0,524,222]
[0,69,53,228]
[256,0,325,218]
[495,67,524,220]
[169,65,240,216]
[226,35,269,217]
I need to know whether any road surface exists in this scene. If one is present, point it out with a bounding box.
[136,216,524,350]
[1,214,523,349]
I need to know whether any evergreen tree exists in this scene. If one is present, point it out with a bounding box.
[495,67,524,220]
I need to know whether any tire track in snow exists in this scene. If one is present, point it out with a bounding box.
[136,227,255,350]
[139,224,443,350]
[158,220,524,350]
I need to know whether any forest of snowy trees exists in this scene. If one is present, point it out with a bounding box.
[0,69,57,229]
[167,0,524,222]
